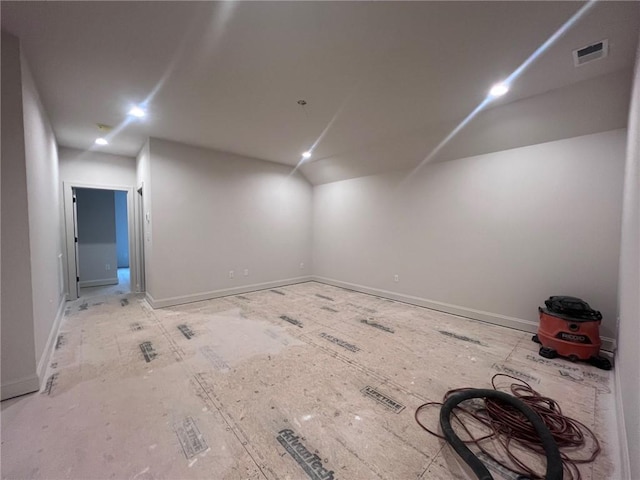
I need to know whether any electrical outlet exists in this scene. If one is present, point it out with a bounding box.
[394,274,399,282]
[300,262,304,269]
[106,264,111,271]
[244,269,249,276]
[229,270,234,279]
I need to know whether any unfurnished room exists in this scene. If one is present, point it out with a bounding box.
[1,2,639,479]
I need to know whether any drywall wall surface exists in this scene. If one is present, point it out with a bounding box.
[1,31,38,399]
[58,147,136,187]
[302,69,632,185]
[59,146,136,290]
[617,40,640,480]
[76,188,117,286]
[313,129,626,340]
[147,138,313,302]
[21,47,65,364]
[115,191,129,268]
[136,140,152,294]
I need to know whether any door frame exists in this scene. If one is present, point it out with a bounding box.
[63,181,142,300]
[135,182,146,293]
[71,188,80,299]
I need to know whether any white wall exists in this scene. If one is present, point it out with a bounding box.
[145,138,313,305]
[22,46,65,367]
[617,40,640,480]
[58,147,136,187]
[76,189,118,287]
[136,140,152,295]
[1,31,39,399]
[1,32,65,400]
[313,129,626,342]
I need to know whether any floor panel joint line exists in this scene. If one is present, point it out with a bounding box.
[419,444,446,479]
[192,374,271,480]
[335,437,385,480]
[144,300,273,479]
[504,339,521,362]
[142,303,186,361]
[299,334,431,404]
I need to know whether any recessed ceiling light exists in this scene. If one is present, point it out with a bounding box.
[302,151,312,159]
[489,83,509,97]
[95,137,108,146]
[128,105,146,118]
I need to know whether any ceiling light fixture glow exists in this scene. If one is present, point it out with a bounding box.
[302,151,312,159]
[95,137,108,146]
[489,83,509,98]
[128,105,147,118]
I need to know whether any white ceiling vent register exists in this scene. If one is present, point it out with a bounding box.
[573,39,609,67]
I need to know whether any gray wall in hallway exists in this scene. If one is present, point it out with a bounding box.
[115,190,129,268]
[76,188,117,287]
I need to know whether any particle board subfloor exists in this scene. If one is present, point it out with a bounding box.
[1,282,618,479]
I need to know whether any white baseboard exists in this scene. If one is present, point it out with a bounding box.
[36,295,67,384]
[312,276,616,352]
[1,374,40,401]
[146,276,314,308]
[141,274,616,352]
[613,355,631,479]
[79,278,118,288]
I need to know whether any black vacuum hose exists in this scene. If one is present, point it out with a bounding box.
[439,389,563,480]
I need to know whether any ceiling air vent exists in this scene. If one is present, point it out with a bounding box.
[573,39,608,67]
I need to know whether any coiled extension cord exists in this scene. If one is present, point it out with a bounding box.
[439,389,563,480]
[416,374,600,479]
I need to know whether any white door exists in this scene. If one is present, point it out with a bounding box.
[72,188,80,298]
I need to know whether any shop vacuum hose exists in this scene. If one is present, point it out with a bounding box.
[439,389,564,480]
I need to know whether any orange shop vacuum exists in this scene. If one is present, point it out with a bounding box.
[532,295,612,370]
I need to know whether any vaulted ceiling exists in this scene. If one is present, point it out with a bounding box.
[2,1,639,183]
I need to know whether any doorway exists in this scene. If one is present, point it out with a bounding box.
[63,182,142,301]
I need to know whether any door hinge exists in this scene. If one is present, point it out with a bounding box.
[75,237,78,243]
[76,276,80,282]
[73,196,76,203]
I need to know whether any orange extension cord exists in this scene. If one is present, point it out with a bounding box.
[414,374,601,480]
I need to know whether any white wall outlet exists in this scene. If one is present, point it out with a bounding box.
[300,262,304,269]
[229,270,234,279]
[394,274,399,282]
[106,264,111,271]
[243,269,249,276]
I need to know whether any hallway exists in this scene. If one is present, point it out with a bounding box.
[79,268,131,299]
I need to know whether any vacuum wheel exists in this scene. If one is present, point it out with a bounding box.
[531,334,541,344]
[588,355,612,371]
[539,346,557,359]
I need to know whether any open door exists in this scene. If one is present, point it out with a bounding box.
[63,181,140,300]
[136,185,146,292]
[71,188,80,298]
